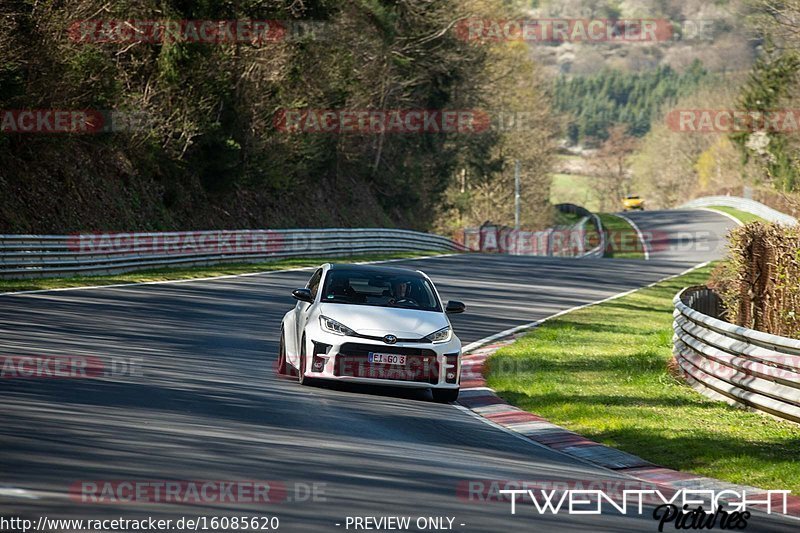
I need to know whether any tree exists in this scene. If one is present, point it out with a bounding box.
[435,0,557,233]
[590,125,638,211]
[631,83,746,208]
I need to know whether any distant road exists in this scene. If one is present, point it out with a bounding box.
[621,208,733,262]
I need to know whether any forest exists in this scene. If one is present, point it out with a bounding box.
[0,0,555,234]
[553,61,709,144]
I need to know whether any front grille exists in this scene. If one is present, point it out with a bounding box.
[335,343,438,384]
[339,343,436,357]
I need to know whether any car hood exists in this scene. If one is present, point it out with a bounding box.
[317,303,449,339]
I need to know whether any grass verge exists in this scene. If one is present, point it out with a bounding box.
[597,213,646,259]
[707,206,766,224]
[550,173,601,213]
[0,251,447,293]
[487,263,800,492]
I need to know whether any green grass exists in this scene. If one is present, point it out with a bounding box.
[707,206,766,225]
[0,251,446,293]
[553,210,585,227]
[550,173,601,213]
[597,213,646,259]
[487,264,800,492]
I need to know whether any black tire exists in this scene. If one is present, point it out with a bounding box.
[277,329,288,375]
[431,388,459,403]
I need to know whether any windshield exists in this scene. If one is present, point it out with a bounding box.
[321,269,442,312]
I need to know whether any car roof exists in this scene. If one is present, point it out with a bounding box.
[327,263,425,277]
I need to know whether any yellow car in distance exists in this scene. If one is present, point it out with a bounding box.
[622,195,645,211]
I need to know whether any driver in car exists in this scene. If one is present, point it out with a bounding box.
[390,279,415,305]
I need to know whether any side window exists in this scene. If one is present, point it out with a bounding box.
[307,269,323,299]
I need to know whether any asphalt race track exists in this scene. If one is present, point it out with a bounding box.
[1,210,795,532]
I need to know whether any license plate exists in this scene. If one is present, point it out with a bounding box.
[368,352,406,365]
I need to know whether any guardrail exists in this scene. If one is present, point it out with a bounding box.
[680,196,798,226]
[673,286,800,424]
[579,214,605,258]
[554,203,592,218]
[0,229,465,279]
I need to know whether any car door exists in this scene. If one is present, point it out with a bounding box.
[294,268,322,352]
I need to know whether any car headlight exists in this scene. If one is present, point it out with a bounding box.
[425,326,452,344]
[319,315,355,336]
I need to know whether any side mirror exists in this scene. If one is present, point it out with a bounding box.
[292,288,314,303]
[445,300,466,314]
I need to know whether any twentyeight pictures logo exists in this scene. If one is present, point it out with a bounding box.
[458,481,793,531]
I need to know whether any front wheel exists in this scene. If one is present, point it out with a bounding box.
[431,388,459,403]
